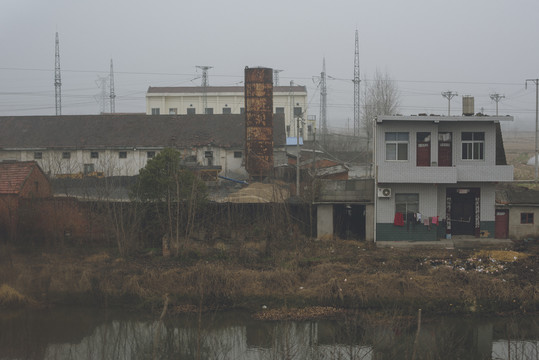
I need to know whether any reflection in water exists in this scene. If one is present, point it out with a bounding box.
[0,307,538,359]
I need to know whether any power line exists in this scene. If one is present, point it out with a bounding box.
[441,91,458,116]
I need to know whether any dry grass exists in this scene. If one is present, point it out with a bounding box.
[0,284,35,307]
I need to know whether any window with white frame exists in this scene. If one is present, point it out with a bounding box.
[461,132,484,160]
[385,132,409,161]
[169,108,177,115]
[395,193,419,221]
[151,108,160,115]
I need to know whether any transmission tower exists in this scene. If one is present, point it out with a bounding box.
[196,65,212,114]
[54,32,62,116]
[109,59,116,114]
[353,30,361,137]
[273,69,283,86]
[320,58,327,140]
[95,77,108,114]
[441,91,458,116]
[489,93,505,116]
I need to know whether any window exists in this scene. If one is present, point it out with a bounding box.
[34,152,42,160]
[240,107,245,114]
[205,151,213,158]
[147,151,155,159]
[187,108,196,115]
[119,151,127,159]
[151,108,160,115]
[90,151,99,159]
[286,125,291,136]
[169,108,177,115]
[62,152,71,159]
[462,132,484,160]
[234,151,242,158]
[276,107,285,114]
[83,163,94,175]
[308,125,313,135]
[222,107,232,114]
[395,193,419,221]
[521,213,534,224]
[294,107,302,117]
[385,132,409,161]
[205,108,213,115]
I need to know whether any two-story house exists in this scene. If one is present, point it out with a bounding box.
[375,115,513,241]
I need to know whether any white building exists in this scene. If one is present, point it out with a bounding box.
[375,115,513,241]
[0,114,286,179]
[145,86,315,140]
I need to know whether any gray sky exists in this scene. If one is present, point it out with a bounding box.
[1,0,538,131]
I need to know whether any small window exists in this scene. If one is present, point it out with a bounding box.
[187,108,196,115]
[385,132,409,161]
[462,132,484,160]
[276,107,285,114]
[151,108,160,115]
[240,107,245,114]
[90,151,99,159]
[83,163,95,175]
[521,213,534,224]
[169,108,177,115]
[205,108,213,115]
[222,107,232,114]
[147,151,155,159]
[286,125,291,136]
[395,193,419,222]
[205,151,213,158]
[119,151,127,159]
[62,152,71,159]
[308,125,313,134]
[34,152,42,160]
[234,151,242,158]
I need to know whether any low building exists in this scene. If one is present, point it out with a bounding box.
[0,161,51,241]
[0,114,286,179]
[496,184,539,240]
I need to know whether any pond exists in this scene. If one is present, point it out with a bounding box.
[0,307,537,359]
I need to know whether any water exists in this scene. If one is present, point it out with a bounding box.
[0,307,537,359]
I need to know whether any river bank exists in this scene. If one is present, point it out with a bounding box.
[0,237,538,317]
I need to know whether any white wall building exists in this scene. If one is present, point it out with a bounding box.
[0,114,286,180]
[375,115,513,241]
[146,86,314,141]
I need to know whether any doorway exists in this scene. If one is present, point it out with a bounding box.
[447,188,480,237]
[333,204,366,240]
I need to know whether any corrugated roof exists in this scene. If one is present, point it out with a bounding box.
[147,85,307,94]
[0,114,286,150]
[0,161,38,194]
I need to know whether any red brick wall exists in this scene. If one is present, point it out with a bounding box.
[19,167,52,198]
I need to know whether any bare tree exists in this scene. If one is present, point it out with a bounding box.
[362,69,400,149]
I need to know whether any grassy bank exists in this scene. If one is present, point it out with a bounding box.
[0,236,538,316]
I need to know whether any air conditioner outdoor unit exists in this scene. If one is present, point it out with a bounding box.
[378,187,392,198]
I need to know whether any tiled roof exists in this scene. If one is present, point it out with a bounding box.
[147,85,307,94]
[0,114,286,150]
[496,184,539,205]
[0,161,37,194]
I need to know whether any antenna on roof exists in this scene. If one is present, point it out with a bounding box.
[273,69,283,86]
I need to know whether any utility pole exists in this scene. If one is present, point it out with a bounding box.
[353,30,361,137]
[320,58,327,143]
[196,66,212,114]
[441,91,458,116]
[526,79,539,181]
[109,59,116,114]
[95,76,108,114]
[54,32,62,116]
[489,93,505,116]
[273,69,283,86]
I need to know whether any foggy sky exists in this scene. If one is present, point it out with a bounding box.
[1,0,538,131]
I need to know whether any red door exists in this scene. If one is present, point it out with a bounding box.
[438,132,452,167]
[416,132,431,166]
[495,209,509,238]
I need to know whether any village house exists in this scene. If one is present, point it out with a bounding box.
[0,161,52,241]
[496,184,539,240]
[0,114,286,180]
[146,85,315,141]
[374,114,513,241]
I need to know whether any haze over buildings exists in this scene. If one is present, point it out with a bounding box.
[1,0,538,131]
